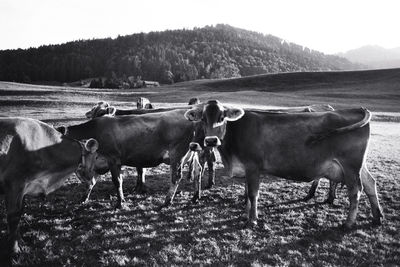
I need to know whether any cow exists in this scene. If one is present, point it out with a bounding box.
[85,100,158,194]
[85,100,156,120]
[137,97,154,109]
[188,97,201,105]
[0,117,99,254]
[58,109,204,208]
[184,100,383,229]
[84,102,199,194]
[185,104,339,203]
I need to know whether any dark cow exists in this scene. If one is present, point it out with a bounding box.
[58,109,203,207]
[0,117,99,254]
[184,100,383,229]
[188,97,201,105]
[84,102,198,193]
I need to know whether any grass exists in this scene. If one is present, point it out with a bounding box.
[0,69,400,266]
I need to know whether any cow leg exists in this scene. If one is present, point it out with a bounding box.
[361,166,384,225]
[192,165,203,203]
[343,173,362,229]
[245,165,260,227]
[303,179,319,202]
[110,164,125,209]
[81,176,97,204]
[205,150,216,189]
[164,162,182,206]
[5,188,25,255]
[324,181,338,205]
[134,167,147,194]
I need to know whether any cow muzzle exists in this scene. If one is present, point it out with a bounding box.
[189,142,202,151]
[204,136,221,147]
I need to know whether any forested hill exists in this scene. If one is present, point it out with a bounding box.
[0,24,361,85]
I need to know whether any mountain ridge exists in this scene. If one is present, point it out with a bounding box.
[338,45,400,69]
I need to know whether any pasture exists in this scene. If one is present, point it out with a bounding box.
[0,69,400,266]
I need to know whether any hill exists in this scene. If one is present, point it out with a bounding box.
[0,24,361,85]
[338,45,400,69]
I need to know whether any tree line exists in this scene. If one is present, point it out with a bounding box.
[0,24,361,87]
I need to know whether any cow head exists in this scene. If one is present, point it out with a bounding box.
[85,101,116,119]
[75,138,99,183]
[188,97,201,105]
[184,100,244,147]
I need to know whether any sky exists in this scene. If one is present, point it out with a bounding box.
[0,0,399,54]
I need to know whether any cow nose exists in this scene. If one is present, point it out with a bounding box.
[189,142,202,151]
[204,136,221,147]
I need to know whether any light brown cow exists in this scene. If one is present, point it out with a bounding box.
[185,100,383,229]
[0,117,99,254]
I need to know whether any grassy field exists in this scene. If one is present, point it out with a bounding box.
[0,69,400,266]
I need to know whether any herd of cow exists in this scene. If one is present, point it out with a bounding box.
[0,97,384,256]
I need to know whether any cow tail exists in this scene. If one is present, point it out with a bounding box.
[307,108,371,144]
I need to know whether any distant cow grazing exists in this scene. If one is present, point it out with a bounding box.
[0,117,99,254]
[185,100,383,229]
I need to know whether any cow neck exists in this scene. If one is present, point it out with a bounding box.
[61,135,86,168]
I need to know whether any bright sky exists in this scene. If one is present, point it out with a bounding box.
[0,0,399,54]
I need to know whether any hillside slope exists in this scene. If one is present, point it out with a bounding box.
[0,24,360,84]
[338,45,400,69]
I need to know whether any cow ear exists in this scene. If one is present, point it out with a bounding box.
[56,126,68,135]
[224,107,244,121]
[107,106,117,116]
[85,109,94,119]
[184,108,202,121]
[85,138,99,153]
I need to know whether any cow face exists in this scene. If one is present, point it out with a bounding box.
[75,138,99,183]
[185,100,244,147]
[85,101,116,119]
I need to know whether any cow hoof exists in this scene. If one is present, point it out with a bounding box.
[134,185,147,194]
[323,198,335,205]
[161,198,173,208]
[191,196,200,203]
[115,202,125,210]
[9,241,21,255]
[244,220,258,229]
[372,218,382,226]
[205,183,214,190]
[340,223,354,232]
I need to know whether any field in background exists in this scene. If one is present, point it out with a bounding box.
[0,69,399,266]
